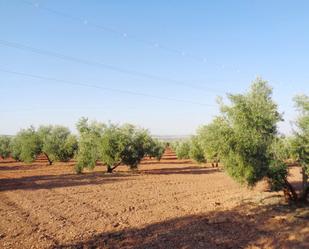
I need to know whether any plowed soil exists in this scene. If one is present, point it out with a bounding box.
[0,149,308,249]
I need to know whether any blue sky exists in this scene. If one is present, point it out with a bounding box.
[1,0,308,135]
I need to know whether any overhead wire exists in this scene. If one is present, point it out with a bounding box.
[0,39,223,94]
[19,0,212,65]
[0,68,217,108]
[19,0,243,73]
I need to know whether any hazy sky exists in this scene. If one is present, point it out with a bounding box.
[1,0,308,135]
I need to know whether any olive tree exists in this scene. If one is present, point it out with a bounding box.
[146,139,165,160]
[218,79,283,186]
[100,123,128,173]
[197,117,231,167]
[271,136,293,162]
[175,140,191,159]
[199,79,283,184]
[101,123,159,173]
[0,136,11,159]
[170,141,179,152]
[189,136,206,163]
[75,118,105,173]
[38,125,78,165]
[10,126,41,163]
[198,78,308,202]
[290,95,309,201]
[75,119,164,174]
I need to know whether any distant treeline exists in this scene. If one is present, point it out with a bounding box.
[0,118,165,174]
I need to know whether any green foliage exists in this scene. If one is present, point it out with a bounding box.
[199,78,282,186]
[100,123,126,172]
[120,124,148,169]
[292,95,309,174]
[197,117,231,161]
[101,123,159,172]
[75,117,105,173]
[146,139,165,160]
[270,136,293,162]
[170,141,179,152]
[10,137,22,161]
[172,137,206,163]
[289,95,309,200]
[175,140,191,159]
[75,118,162,173]
[189,136,206,163]
[38,125,78,165]
[10,127,41,163]
[0,136,11,159]
[267,161,288,191]
[9,125,77,165]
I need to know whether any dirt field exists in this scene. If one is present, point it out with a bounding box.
[0,149,308,249]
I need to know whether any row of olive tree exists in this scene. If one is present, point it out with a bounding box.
[195,78,308,202]
[291,95,309,201]
[0,135,11,159]
[171,137,207,164]
[0,119,165,174]
[0,125,78,164]
[75,118,165,173]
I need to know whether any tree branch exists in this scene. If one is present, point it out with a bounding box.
[283,178,298,202]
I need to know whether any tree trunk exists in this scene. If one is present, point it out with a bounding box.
[107,165,113,173]
[107,164,119,173]
[283,178,298,202]
[215,159,219,167]
[44,153,53,165]
[300,167,308,202]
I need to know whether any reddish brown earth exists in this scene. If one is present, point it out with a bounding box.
[0,149,308,249]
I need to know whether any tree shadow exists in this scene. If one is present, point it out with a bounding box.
[0,164,46,171]
[0,172,132,192]
[140,166,220,175]
[53,202,309,249]
[140,160,193,165]
[0,159,18,164]
[161,156,179,160]
[0,161,78,171]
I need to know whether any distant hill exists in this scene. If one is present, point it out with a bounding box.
[1,134,191,142]
[152,135,191,142]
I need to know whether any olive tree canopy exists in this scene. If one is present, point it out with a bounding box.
[199,79,282,186]
[10,126,41,163]
[75,118,164,173]
[38,125,78,165]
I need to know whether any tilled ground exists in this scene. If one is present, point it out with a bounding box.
[0,150,308,249]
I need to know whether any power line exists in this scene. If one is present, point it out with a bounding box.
[19,0,243,73]
[0,68,217,108]
[0,39,223,94]
[0,105,140,113]
[19,0,213,65]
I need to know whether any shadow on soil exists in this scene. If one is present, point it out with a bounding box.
[0,166,219,192]
[0,172,132,192]
[140,160,192,165]
[0,159,220,192]
[140,166,220,175]
[53,202,309,249]
[0,161,77,171]
[0,164,49,171]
